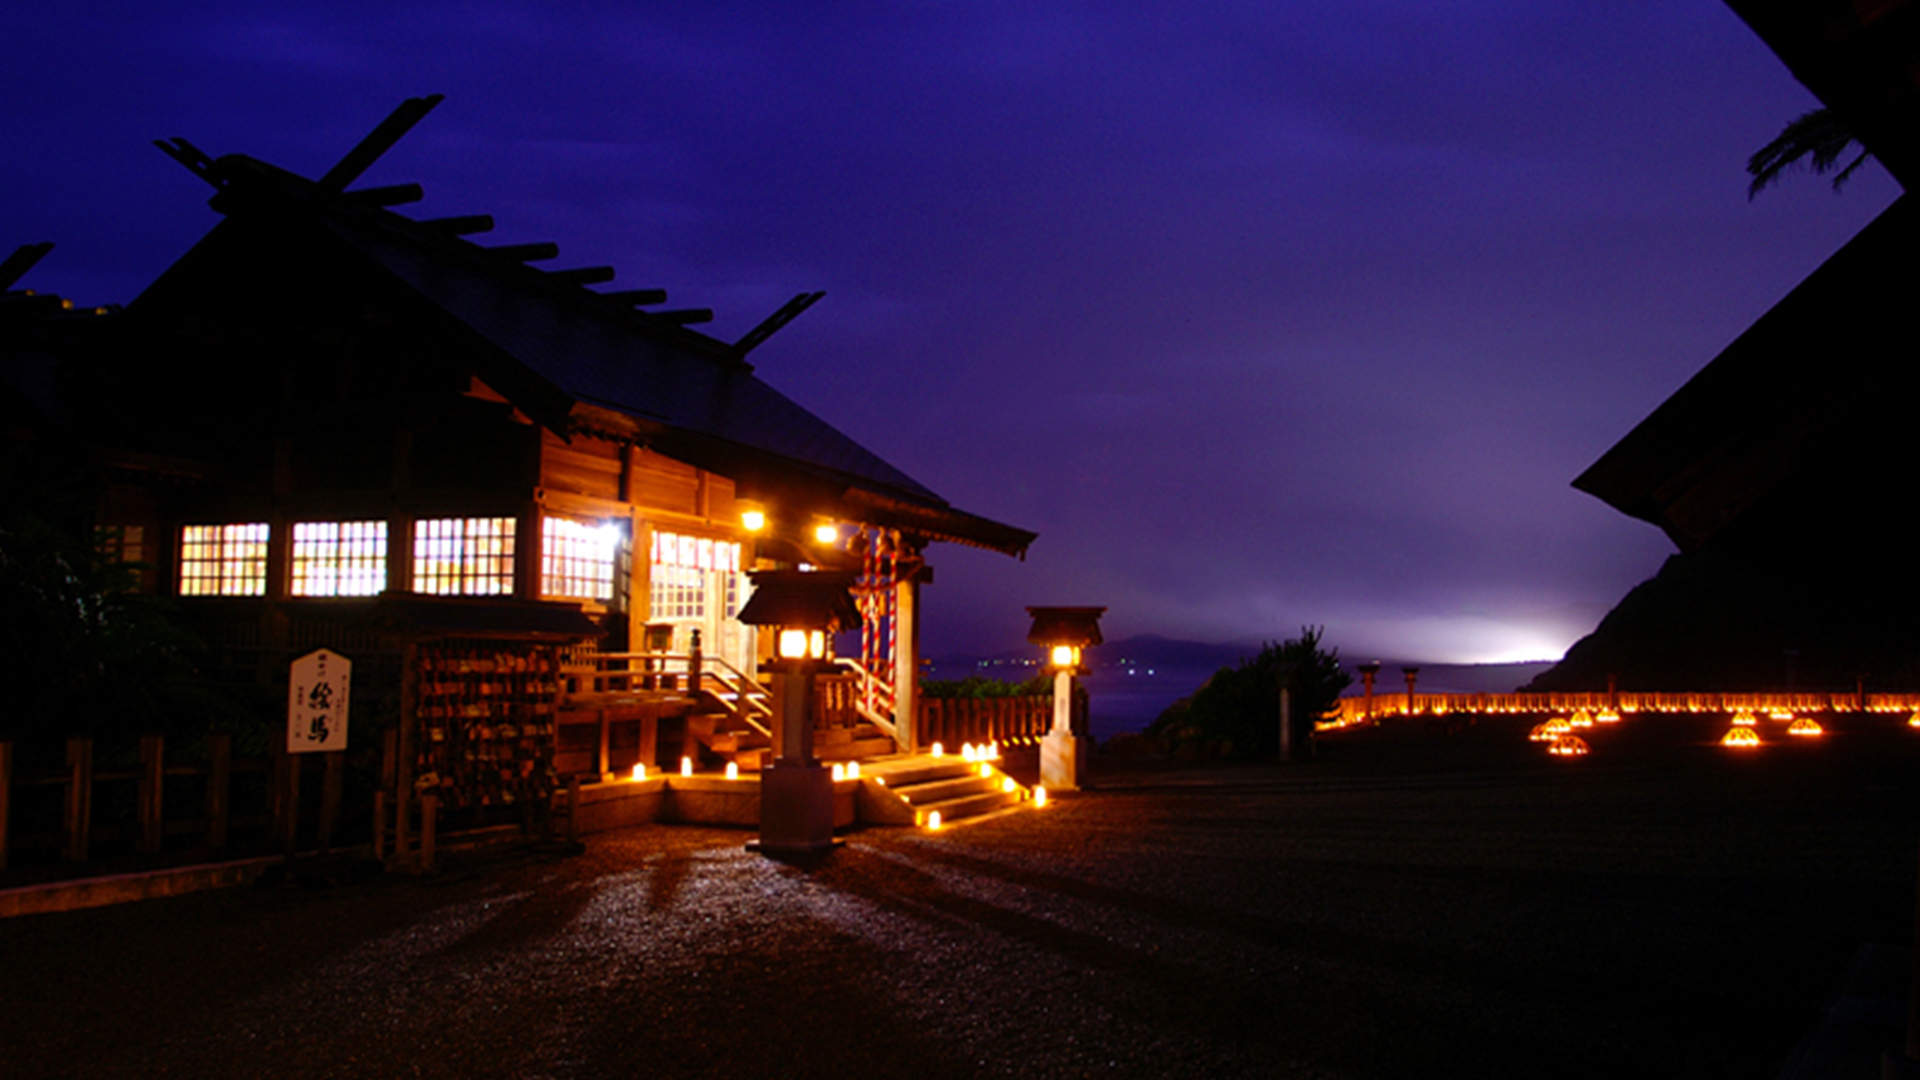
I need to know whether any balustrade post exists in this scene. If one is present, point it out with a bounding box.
[64,736,92,863]
[688,628,703,695]
[206,733,231,851]
[138,734,164,856]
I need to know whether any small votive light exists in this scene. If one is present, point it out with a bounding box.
[926,810,943,831]
[962,743,976,761]
[1002,776,1017,793]
[931,742,944,757]
[1034,785,1048,807]
[681,756,694,777]
[987,741,998,759]
[631,763,646,781]
[725,762,739,780]
[847,761,860,779]
[978,762,993,778]
[831,763,846,781]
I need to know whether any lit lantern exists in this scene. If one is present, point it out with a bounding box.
[631,763,647,781]
[1540,716,1573,739]
[1002,776,1017,793]
[813,522,839,545]
[681,756,694,777]
[1769,709,1794,722]
[1569,709,1593,729]
[846,761,860,779]
[1721,727,1761,748]
[926,810,943,831]
[1787,717,1825,737]
[741,509,766,533]
[962,742,976,761]
[725,762,739,780]
[1027,606,1106,792]
[1548,735,1589,757]
[931,742,944,757]
[1732,710,1757,726]
[1528,723,1558,743]
[831,763,846,781]
[1033,786,1048,807]
[1908,711,1920,729]
[978,762,993,778]
[1596,709,1621,724]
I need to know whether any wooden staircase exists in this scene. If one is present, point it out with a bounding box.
[859,754,1029,827]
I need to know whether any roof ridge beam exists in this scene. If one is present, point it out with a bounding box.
[343,183,424,207]
[596,288,668,307]
[546,266,616,286]
[418,214,494,236]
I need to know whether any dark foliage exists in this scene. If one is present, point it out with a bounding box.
[920,673,1051,698]
[0,516,244,747]
[1748,108,1871,198]
[1148,626,1351,757]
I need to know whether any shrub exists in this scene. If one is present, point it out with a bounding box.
[1147,626,1351,758]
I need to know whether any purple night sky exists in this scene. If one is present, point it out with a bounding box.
[3,3,1900,663]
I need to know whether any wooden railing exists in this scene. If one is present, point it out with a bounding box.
[832,660,898,740]
[916,695,1054,750]
[0,731,348,873]
[560,650,772,737]
[1325,689,1920,728]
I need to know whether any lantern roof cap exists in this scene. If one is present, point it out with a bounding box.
[1025,606,1106,648]
[738,570,859,631]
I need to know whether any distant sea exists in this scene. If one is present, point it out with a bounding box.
[925,637,1559,742]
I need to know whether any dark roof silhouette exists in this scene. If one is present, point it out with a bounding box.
[146,101,1032,556]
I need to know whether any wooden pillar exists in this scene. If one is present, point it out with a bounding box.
[396,642,417,859]
[138,734,164,856]
[63,736,92,863]
[420,795,437,868]
[272,729,300,857]
[0,740,11,873]
[597,709,611,779]
[894,576,919,753]
[320,750,344,853]
[206,733,231,851]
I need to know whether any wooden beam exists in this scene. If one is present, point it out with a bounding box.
[598,288,668,307]
[419,214,494,236]
[343,183,425,207]
[733,290,824,357]
[546,266,616,286]
[0,242,54,291]
[488,241,561,263]
[318,94,444,192]
[652,308,713,326]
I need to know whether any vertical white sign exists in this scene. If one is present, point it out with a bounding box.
[288,648,351,753]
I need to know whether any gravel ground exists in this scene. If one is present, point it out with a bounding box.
[3,712,1918,1079]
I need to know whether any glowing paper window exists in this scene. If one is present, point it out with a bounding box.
[541,517,618,601]
[412,517,516,596]
[648,530,741,622]
[291,521,388,597]
[179,523,269,596]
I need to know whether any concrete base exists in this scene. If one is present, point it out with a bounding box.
[1041,731,1090,791]
[757,762,838,855]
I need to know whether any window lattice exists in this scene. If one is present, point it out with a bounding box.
[413,517,517,596]
[648,530,740,623]
[541,517,617,601]
[291,521,388,597]
[179,523,269,596]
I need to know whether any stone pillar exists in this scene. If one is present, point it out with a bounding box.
[759,663,835,856]
[894,576,919,753]
[1041,668,1087,791]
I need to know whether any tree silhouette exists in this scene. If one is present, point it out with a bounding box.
[1747,108,1870,198]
